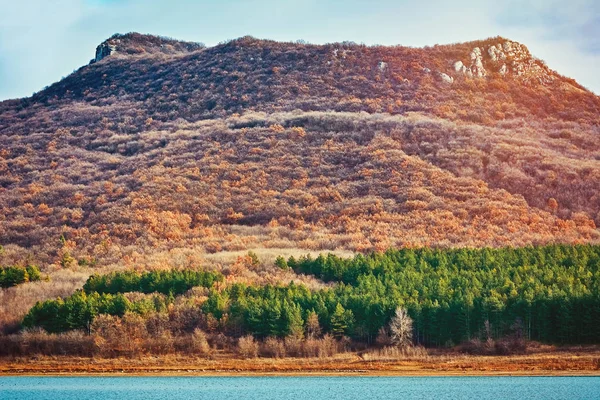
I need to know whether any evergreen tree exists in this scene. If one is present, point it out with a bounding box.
[330,303,354,338]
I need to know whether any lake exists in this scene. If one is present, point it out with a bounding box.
[1,376,598,400]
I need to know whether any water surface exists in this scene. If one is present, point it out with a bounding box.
[1,376,598,400]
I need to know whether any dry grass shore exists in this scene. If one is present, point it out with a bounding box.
[2,349,599,376]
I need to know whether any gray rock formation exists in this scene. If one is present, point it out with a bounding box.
[469,47,487,78]
[451,40,554,85]
[90,33,205,64]
[488,44,506,62]
[94,42,118,62]
[454,61,466,73]
[439,72,454,84]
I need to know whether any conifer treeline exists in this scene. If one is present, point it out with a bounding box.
[83,269,222,295]
[23,245,600,345]
[286,245,600,344]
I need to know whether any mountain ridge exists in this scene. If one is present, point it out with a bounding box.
[0,33,598,267]
[3,33,597,128]
[87,32,577,90]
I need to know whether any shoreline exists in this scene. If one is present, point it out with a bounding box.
[2,371,600,377]
[2,351,599,377]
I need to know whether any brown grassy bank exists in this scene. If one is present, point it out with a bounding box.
[2,348,600,376]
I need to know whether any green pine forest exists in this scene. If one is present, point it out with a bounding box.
[23,245,600,346]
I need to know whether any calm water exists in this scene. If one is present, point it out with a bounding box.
[1,376,599,400]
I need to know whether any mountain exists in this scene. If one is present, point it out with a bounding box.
[0,33,599,267]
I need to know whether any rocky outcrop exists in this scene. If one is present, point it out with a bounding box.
[451,40,554,85]
[453,61,466,73]
[94,42,117,62]
[469,47,487,78]
[90,33,204,64]
[499,64,508,75]
[439,72,454,84]
[488,44,505,62]
[451,47,489,78]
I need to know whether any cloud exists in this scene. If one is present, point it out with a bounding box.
[488,0,600,92]
[0,0,598,100]
[493,0,600,53]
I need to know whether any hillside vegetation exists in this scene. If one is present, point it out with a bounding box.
[18,245,600,359]
[0,33,599,356]
[0,34,599,270]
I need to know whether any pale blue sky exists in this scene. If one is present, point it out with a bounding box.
[0,0,599,100]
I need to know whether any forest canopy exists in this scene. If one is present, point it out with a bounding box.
[23,245,600,345]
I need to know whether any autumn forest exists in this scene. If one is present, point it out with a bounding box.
[0,33,599,361]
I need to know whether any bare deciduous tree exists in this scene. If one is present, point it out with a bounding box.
[389,307,413,348]
[305,310,321,339]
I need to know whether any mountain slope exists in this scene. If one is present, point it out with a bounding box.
[0,33,598,266]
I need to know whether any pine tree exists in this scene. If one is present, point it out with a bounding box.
[275,256,288,269]
[281,300,304,337]
[330,303,354,338]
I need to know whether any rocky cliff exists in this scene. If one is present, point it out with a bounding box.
[91,32,205,63]
[450,40,554,85]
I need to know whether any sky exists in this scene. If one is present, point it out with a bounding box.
[0,0,599,100]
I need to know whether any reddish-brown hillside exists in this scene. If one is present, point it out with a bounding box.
[0,33,599,266]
